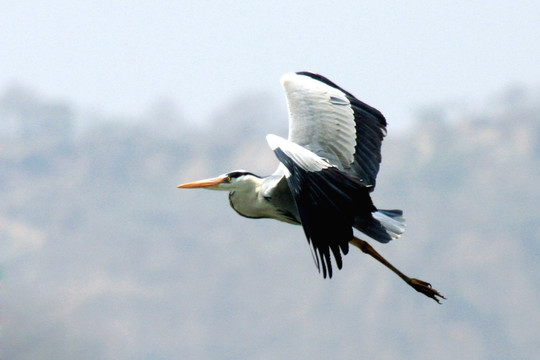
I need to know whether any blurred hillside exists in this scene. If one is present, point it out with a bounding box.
[1,85,539,360]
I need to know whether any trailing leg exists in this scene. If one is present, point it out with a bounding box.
[350,236,445,303]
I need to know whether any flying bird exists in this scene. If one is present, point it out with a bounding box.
[178,72,445,303]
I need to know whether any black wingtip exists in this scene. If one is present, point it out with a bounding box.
[295,71,342,91]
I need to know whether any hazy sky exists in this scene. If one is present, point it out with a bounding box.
[2,1,540,130]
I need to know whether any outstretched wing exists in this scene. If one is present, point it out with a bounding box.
[267,134,376,278]
[281,72,387,188]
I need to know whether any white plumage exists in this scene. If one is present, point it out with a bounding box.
[266,134,333,174]
[281,73,357,169]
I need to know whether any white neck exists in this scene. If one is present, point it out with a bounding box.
[228,175,274,219]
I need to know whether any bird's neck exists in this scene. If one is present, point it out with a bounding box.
[228,176,271,219]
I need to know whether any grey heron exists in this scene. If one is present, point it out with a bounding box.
[178,72,445,303]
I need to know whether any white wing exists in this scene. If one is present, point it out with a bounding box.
[266,134,333,175]
[281,72,356,167]
[281,72,387,187]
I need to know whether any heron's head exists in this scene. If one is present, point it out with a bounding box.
[177,170,261,192]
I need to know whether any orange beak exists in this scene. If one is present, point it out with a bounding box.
[176,175,227,189]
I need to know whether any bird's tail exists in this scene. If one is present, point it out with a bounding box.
[374,209,406,240]
[354,209,406,243]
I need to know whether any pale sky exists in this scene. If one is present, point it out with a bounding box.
[2,1,540,131]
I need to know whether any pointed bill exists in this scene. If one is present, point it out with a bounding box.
[176,175,227,189]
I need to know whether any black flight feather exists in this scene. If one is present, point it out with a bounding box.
[273,147,377,278]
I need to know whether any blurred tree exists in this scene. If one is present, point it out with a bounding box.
[2,84,540,360]
[0,85,74,143]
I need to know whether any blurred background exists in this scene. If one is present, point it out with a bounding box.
[2,1,540,359]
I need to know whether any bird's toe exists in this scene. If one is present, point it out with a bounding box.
[408,278,446,304]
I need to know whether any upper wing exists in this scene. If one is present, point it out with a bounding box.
[267,134,376,278]
[281,72,387,188]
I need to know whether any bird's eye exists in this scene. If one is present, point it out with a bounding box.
[224,176,232,183]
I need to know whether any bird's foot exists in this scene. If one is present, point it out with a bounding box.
[408,278,446,304]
